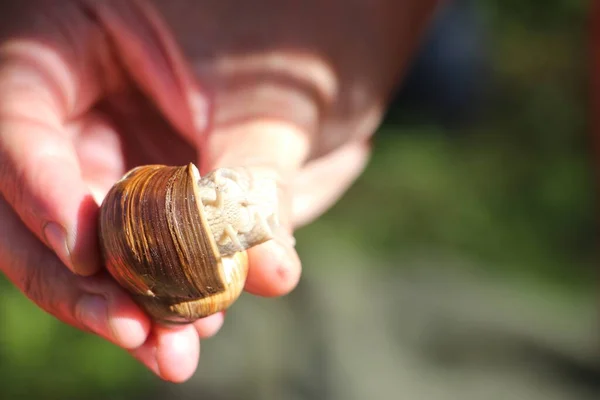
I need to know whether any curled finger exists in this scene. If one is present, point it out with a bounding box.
[0,195,202,382]
[0,195,150,350]
[202,120,309,298]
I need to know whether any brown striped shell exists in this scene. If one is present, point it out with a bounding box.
[98,163,278,324]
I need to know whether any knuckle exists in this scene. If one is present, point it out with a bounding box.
[18,253,66,319]
[19,259,50,310]
[0,192,73,322]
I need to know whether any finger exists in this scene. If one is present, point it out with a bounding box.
[0,195,150,351]
[0,195,204,381]
[68,110,129,203]
[193,312,226,339]
[202,120,310,298]
[0,37,103,275]
[84,0,209,145]
[130,323,200,383]
[0,119,100,276]
[292,139,371,227]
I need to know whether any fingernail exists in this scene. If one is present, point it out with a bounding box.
[43,222,75,272]
[77,295,112,341]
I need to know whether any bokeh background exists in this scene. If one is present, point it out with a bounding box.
[1,0,598,399]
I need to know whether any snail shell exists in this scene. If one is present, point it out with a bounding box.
[98,163,279,324]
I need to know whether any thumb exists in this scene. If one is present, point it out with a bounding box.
[201,120,310,297]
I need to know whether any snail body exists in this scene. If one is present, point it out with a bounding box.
[98,163,278,323]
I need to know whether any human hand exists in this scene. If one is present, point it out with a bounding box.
[0,0,438,382]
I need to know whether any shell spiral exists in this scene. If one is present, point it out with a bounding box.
[98,163,275,323]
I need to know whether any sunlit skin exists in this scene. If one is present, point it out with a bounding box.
[0,0,439,382]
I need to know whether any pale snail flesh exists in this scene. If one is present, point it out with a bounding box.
[98,163,279,324]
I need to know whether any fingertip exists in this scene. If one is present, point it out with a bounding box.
[193,312,225,338]
[34,184,101,277]
[245,237,302,298]
[106,297,152,349]
[42,175,103,277]
[76,278,152,349]
[131,324,200,383]
[154,324,200,382]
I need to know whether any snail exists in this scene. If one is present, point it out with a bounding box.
[98,163,279,324]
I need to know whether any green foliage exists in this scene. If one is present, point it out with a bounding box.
[0,282,152,400]
[300,127,595,290]
[300,0,594,292]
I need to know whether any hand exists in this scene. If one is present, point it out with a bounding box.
[0,0,437,382]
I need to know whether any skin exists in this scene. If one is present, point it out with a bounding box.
[0,0,439,383]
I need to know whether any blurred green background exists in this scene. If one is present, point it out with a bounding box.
[1,1,598,399]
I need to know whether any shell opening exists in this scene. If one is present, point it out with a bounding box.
[194,167,279,256]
